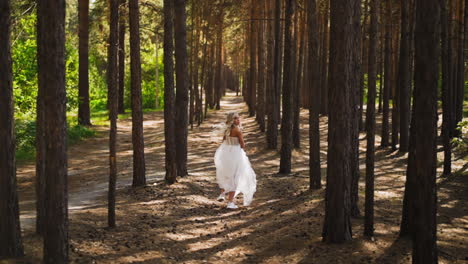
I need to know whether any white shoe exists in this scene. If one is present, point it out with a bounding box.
[217,193,226,201]
[227,202,238,209]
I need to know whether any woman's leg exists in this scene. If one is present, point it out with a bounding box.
[227,191,235,202]
[226,191,238,209]
[217,189,226,201]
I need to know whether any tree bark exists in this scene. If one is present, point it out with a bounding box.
[308,0,321,189]
[35,34,46,236]
[191,6,200,127]
[359,0,369,132]
[454,0,466,129]
[249,0,257,117]
[214,8,224,110]
[322,0,359,243]
[364,0,378,237]
[378,19,384,114]
[279,0,294,174]
[267,0,281,150]
[107,0,119,229]
[410,0,439,262]
[0,0,24,257]
[129,0,146,186]
[391,8,400,151]
[118,0,126,114]
[163,0,177,184]
[441,0,452,176]
[189,6,195,128]
[291,9,300,149]
[155,43,160,109]
[398,0,411,152]
[381,0,391,148]
[257,0,266,132]
[78,0,91,125]
[293,11,304,149]
[174,0,189,177]
[319,0,329,115]
[350,0,362,218]
[448,0,456,135]
[37,0,69,261]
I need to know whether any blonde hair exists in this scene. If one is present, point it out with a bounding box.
[224,112,241,137]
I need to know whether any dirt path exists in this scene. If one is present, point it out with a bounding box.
[15,93,467,263]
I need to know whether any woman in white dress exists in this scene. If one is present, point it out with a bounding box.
[214,112,257,209]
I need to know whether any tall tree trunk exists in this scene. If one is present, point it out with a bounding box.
[410,0,439,262]
[266,0,273,120]
[163,0,177,184]
[174,0,189,177]
[279,0,294,174]
[78,0,91,125]
[267,0,281,150]
[322,0,359,243]
[455,0,465,129]
[448,0,457,135]
[37,0,69,261]
[302,22,310,109]
[378,19,384,114]
[243,21,250,108]
[359,0,369,132]
[257,1,266,132]
[193,14,200,127]
[381,0,391,148]
[107,0,119,229]
[291,9,300,148]
[320,0,329,115]
[441,0,452,176]
[249,0,257,117]
[391,11,400,151]
[199,30,208,125]
[189,5,195,128]
[207,42,215,111]
[277,2,284,122]
[266,0,278,149]
[364,0,378,237]
[0,0,24,256]
[293,11,304,148]
[118,0,126,114]
[398,0,411,152]
[214,9,224,110]
[35,45,46,236]
[350,0,362,218]
[308,0,321,189]
[155,43,160,109]
[400,102,417,237]
[129,0,146,187]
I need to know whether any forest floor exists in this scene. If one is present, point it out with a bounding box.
[7,92,468,264]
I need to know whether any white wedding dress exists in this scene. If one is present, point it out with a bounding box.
[214,136,257,206]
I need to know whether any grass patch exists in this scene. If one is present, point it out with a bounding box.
[15,119,96,163]
[15,107,161,162]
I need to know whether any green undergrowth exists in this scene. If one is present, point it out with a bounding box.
[15,107,162,163]
[15,119,96,162]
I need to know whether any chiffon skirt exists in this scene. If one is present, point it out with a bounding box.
[214,142,257,206]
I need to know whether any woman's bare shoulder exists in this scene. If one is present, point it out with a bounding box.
[230,126,242,136]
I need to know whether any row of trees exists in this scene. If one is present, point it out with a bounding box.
[236,0,464,263]
[0,0,465,263]
[0,0,191,262]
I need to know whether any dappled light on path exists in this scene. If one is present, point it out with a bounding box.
[14,92,468,263]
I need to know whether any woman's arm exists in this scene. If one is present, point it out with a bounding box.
[233,127,245,148]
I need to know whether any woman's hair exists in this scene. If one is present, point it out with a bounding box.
[225,112,239,125]
[224,112,241,136]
